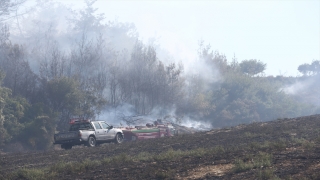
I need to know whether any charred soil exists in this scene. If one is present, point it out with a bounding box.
[1,115,320,179]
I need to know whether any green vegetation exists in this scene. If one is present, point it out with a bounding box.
[50,159,101,174]
[256,168,280,180]
[291,137,315,150]
[270,139,287,151]
[298,60,320,76]
[12,168,54,180]
[233,152,273,173]
[239,59,266,76]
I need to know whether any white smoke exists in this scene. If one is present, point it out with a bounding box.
[280,78,314,95]
[9,1,216,131]
[97,104,212,131]
[180,118,212,131]
[96,103,136,126]
[280,76,320,109]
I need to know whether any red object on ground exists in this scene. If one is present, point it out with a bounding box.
[121,123,175,141]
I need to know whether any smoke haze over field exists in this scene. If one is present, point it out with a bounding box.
[0,0,320,146]
[12,1,319,118]
[17,0,320,77]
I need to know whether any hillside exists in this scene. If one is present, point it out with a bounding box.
[1,114,320,179]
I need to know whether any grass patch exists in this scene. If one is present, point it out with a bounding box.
[154,148,184,161]
[50,159,101,174]
[135,151,153,161]
[233,152,273,173]
[213,145,226,154]
[152,147,221,161]
[270,139,287,151]
[233,159,254,173]
[301,140,314,150]
[154,169,175,179]
[244,132,267,139]
[9,168,55,180]
[291,137,315,150]
[245,132,257,138]
[111,153,133,163]
[250,139,288,151]
[250,142,268,150]
[115,146,226,163]
[256,168,280,180]
[291,137,306,145]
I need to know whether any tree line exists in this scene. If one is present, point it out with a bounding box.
[0,0,318,151]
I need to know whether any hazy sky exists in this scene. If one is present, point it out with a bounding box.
[29,0,320,76]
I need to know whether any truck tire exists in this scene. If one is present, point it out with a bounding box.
[86,136,96,147]
[114,133,123,144]
[61,144,72,150]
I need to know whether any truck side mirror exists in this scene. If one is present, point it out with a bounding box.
[108,126,113,129]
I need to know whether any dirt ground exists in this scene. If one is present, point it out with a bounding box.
[1,115,320,179]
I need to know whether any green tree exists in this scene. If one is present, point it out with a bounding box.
[310,60,320,75]
[197,42,228,74]
[0,74,10,146]
[0,71,26,146]
[19,116,55,150]
[298,63,311,76]
[0,71,37,149]
[297,61,320,76]
[46,77,82,130]
[178,74,215,118]
[46,77,106,130]
[239,59,266,76]
[208,72,309,127]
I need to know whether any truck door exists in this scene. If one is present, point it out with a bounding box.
[100,122,115,140]
[92,122,105,141]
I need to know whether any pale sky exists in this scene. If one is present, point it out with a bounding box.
[27,0,320,76]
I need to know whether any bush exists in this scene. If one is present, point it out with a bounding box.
[270,139,287,151]
[233,159,253,173]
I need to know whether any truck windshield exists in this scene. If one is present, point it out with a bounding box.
[69,123,93,131]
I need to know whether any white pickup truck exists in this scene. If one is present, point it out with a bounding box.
[54,120,124,150]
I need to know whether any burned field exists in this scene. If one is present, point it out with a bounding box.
[1,115,320,179]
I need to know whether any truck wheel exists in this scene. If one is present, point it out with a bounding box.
[86,136,96,147]
[61,144,72,150]
[114,133,123,144]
